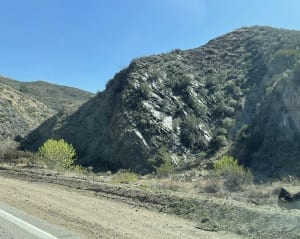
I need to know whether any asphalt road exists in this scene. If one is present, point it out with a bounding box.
[0,202,80,239]
[0,216,39,239]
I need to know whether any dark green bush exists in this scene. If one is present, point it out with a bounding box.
[180,114,208,149]
[147,147,174,177]
[210,134,227,151]
[140,82,151,99]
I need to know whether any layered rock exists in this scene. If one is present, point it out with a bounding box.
[22,26,300,175]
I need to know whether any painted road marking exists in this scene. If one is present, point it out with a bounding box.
[0,208,58,239]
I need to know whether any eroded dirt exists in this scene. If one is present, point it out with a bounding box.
[0,176,241,239]
[2,167,300,238]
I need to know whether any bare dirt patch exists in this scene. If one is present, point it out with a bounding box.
[0,174,240,239]
[1,167,300,238]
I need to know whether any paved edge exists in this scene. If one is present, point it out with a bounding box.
[0,202,81,239]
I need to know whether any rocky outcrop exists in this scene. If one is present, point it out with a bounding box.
[237,66,300,176]
[22,26,300,175]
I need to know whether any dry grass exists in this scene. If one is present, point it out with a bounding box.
[200,177,221,193]
[2,153,299,209]
[134,170,299,208]
[0,142,35,166]
[111,170,139,184]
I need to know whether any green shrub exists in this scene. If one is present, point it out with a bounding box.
[210,134,227,151]
[215,135,227,147]
[147,147,174,177]
[214,156,253,191]
[222,117,235,129]
[213,99,235,117]
[171,74,191,94]
[140,82,151,99]
[70,164,86,175]
[180,114,207,149]
[237,124,250,140]
[111,170,138,184]
[214,156,237,171]
[187,94,208,117]
[37,139,76,170]
[155,159,174,178]
[147,146,168,167]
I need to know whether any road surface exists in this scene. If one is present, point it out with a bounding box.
[0,216,39,239]
[0,202,80,239]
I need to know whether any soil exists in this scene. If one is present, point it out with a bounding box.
[1,166,300,239]
[0,175,241,239]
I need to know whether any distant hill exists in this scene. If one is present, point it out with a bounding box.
[0,76,93,143]
[0,77,93,111]
[22,26,300,176]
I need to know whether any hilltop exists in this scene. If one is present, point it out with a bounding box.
[22,26,300,176]
[0,77,93,111]
[0,76,93,144]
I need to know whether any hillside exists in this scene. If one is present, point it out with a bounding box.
[22,26,300,176]
[0,76,93,143]
[0,77,94,111]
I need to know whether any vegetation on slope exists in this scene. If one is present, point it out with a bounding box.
[0,76,94,145]
[22,26,300,176]
[0,76,94,111]
[0,83,54,140]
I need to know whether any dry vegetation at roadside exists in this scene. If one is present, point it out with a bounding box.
[3,151,300,239]
[0,147,287,209]
[4,144,300,239]
[2,161,300,239]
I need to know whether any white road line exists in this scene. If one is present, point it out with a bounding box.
[0,208,58,239]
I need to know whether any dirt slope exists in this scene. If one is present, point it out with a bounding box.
[0,176,241,239]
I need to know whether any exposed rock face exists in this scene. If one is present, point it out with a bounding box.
[237,67,300,176]
[22,26,300,175]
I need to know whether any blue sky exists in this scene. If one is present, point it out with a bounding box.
[0,0,299,93]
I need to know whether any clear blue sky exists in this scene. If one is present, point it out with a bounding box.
[0,0,299,93]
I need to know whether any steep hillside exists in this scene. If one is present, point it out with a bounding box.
[0,76,93,143]
[236,64,300,176]
[22,26,300,175]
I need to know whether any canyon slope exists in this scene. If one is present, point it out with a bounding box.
[22,26,300,176]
